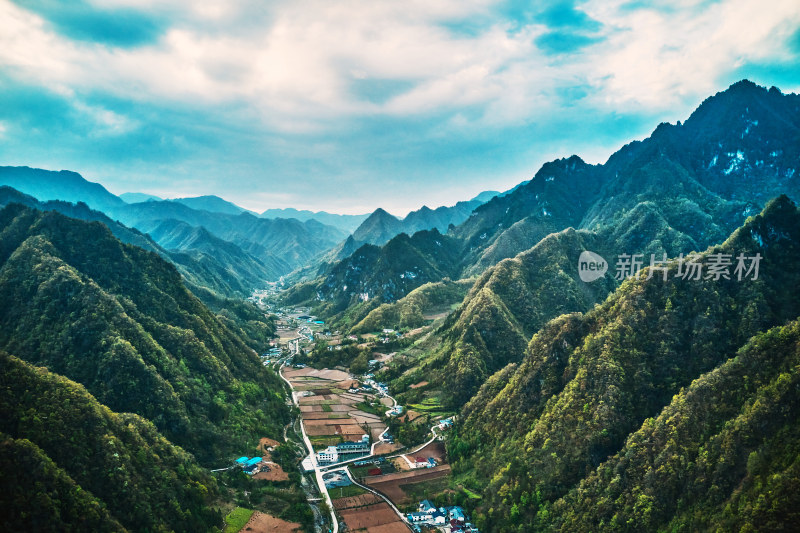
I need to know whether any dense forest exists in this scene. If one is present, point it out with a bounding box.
[0,204,289,464]
[0,352,220,531]
[447,196,800,531]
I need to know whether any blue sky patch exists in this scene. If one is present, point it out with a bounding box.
[12,0,164,48]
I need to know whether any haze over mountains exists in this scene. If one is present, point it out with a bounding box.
[1,79,800,531]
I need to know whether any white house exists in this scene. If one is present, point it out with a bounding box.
[316,446,339,464]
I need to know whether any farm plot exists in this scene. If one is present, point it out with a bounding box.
[286,367,388,455]
[362,523,410,533]
[332,493,382,510]
[237,511,301,533]
[363,465,451,506]
[338,502,401,530]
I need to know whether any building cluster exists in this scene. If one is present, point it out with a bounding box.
[316,434,370,465]
[408,501,478,532]
[409,456,437,469]
[234,456,269,475]
[437,418,454,430]
[388,405,404,416]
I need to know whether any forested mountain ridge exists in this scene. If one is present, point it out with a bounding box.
[0,186,275,300]
[286,80,799,325]
[0,204,289,464]
[284,228,463,328]
[111,199,347,275]
[0,352,220,532]
[352,191,499,247]
[447,195,800,531]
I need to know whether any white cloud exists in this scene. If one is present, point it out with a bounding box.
[582,0,800,110]
[4,0,799,133]
[2,0,800,213]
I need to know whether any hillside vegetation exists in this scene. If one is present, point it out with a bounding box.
[447,196,800,531]
[0,352,221,532]
[0,204,289,464]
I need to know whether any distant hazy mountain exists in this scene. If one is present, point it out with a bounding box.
[261,207,370,233]
[120,192,162,203]
[351,191,499,246]
[0,166,125,212]
[0,167,348,281]
[109,200,347,275]
[138,218,289,285]
[171,195,256,215]
[0,186,275,298]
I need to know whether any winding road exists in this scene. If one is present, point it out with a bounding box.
[279,364,339,533]
[281,363,449,533]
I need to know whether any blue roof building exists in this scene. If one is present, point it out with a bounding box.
[419,500,436,513]
[235,456,249,464]
[245,457,262,466]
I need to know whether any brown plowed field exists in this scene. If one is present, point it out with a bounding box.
[364,465,451,505]
[339,502,399,529]
[365,523,411,533]
[237,511,301,533]
[331,493,381,510]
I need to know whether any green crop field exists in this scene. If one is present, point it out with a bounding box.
[223,507,254,533]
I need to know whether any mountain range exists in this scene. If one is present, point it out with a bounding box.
[286,80,800,409]
[0,204,290,464]
[2,78,800,532]
[352,191,499,247]
[451,195,800,531]
[0,186,277,301]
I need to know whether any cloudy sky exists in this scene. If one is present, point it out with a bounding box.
[1,0,799,215]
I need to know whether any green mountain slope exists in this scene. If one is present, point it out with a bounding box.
[111,200,346,274]
[0,352,220,532]
[285,229,462,329]
[448,196,800,531]
[421,228,618,407]
[0,166,125,212]
[0,186,276,299]
[351,278,474,334]
[0,204,289,464]
[548,319,800,532]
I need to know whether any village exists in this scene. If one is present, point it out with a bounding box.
[226,292,476,533]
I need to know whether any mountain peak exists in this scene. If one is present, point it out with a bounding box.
[171,195,252,215]
[352,207,403,244]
